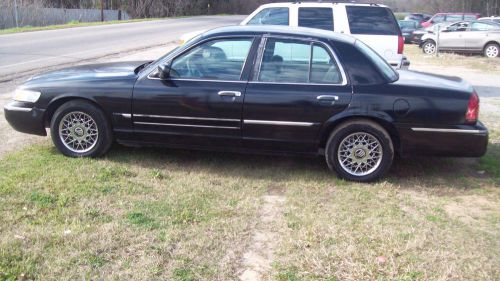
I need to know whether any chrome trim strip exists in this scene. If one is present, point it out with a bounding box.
[244,120,316,127]
[146,74,248,83]
[121,113,131,118]
[134,114,240,122]
[134,121,239,129]
[411,128,487,134]
[4,104,32,112]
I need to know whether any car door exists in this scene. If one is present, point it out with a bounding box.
[132,37,257,148]
[242,36,352,154]
[465,22,498,51]
[438,22,467,50]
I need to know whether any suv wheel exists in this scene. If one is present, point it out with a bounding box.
[325,120,394,182]
[484,43,499,58]
[50,100,113,157]
[422,41,436,55]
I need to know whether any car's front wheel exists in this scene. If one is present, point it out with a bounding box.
[50,100,113,157]
[422,40,436,55]
[484,43,499,58]
[325,120,394,182]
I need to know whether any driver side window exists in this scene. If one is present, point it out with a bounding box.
[170,38,253,81]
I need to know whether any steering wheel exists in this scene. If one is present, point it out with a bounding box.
[186,56,204,78]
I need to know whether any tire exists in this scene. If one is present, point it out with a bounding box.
[50,100,113,157]
[325,119,394,182]
[484,43,499,58]
[422,40,436,55]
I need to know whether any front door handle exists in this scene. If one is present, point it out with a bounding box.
[317,95,339,105]
[218,91,241,97]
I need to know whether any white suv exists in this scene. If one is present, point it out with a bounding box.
[241,2,407,68]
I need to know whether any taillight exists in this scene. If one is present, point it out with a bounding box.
[465,91,479,124]
[398,35,404,54]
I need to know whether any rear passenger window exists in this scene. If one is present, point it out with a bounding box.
[298,8,334,31]
[247,8,289,26]
[471,22,497,31]
[446,14,462,22]
[259,39,342,84]
[346,6,399,35]
[310,44,341,84]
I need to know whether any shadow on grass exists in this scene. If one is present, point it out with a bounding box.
[96,141,499,190]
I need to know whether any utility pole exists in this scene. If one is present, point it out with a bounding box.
[101,0,104,21]
[13,0,19,28]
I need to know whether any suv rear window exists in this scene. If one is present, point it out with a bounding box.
[346,6,400,35]
[247,8,289,26]
[298,8,334,31]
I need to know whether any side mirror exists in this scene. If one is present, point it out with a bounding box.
[158,63,171,80]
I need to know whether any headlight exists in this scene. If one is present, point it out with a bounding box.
[13,89,41,103]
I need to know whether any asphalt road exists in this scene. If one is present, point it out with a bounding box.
[0,15,244,81]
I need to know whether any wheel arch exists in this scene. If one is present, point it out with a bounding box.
[483,41,499,50]
[44,96,107,127]
[318,114,401,156]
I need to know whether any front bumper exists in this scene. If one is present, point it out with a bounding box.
[4,101,47,136]
[397,121,488,157]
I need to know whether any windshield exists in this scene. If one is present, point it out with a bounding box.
[355,40,398,82]
[148,34,202,68]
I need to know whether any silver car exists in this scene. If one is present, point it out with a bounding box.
[420,21,500,57]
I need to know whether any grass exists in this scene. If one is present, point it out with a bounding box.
[0,129,498,280]
[0,19,159,35]
[405,44,500,73]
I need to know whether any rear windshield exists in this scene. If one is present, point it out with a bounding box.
[355,40,398,82]
[298,8,334,31]
[346,6,400,35]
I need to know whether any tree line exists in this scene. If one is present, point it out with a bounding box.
[3,0,499,18]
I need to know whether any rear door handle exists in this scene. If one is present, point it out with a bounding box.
[317,95,339,105]
[218,91,241,97]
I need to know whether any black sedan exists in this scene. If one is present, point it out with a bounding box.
[4,26,488,182]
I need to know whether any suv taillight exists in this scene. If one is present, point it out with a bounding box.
[398,35,404,54]
[465,91,479,124]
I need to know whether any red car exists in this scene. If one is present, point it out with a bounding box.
[421,13,481,27]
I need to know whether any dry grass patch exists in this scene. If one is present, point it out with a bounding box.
[405,44,500,73]
[1,97,499,281]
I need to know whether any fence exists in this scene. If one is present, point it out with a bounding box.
[0,7,131,29]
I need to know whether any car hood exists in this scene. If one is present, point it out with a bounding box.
[24,61,150,85]
[394,70,473,92]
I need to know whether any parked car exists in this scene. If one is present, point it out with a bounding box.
[398,20,419,43]
[181,2,409,68]
[404,13,431,24]
[478,16,500,24]
[409,23,447,44]
[4,26,488,182]
[421,13,481,28]
[420,21,500,57]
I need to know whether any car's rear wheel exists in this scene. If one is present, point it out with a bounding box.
[325,120,394,182]
[50,100,112,157]
[422,40,436,55]
[484,43,499,58]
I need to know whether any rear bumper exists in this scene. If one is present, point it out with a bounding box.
[4,101,47,136]
[397,121,488,157]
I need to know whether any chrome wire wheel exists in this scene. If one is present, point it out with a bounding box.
[485,45,499,58]
[337,132,383,177]
[423,42,436,54]
[58,111,99,153]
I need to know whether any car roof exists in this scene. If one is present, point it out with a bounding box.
[200,25,357,44]
[257,2,388,8]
